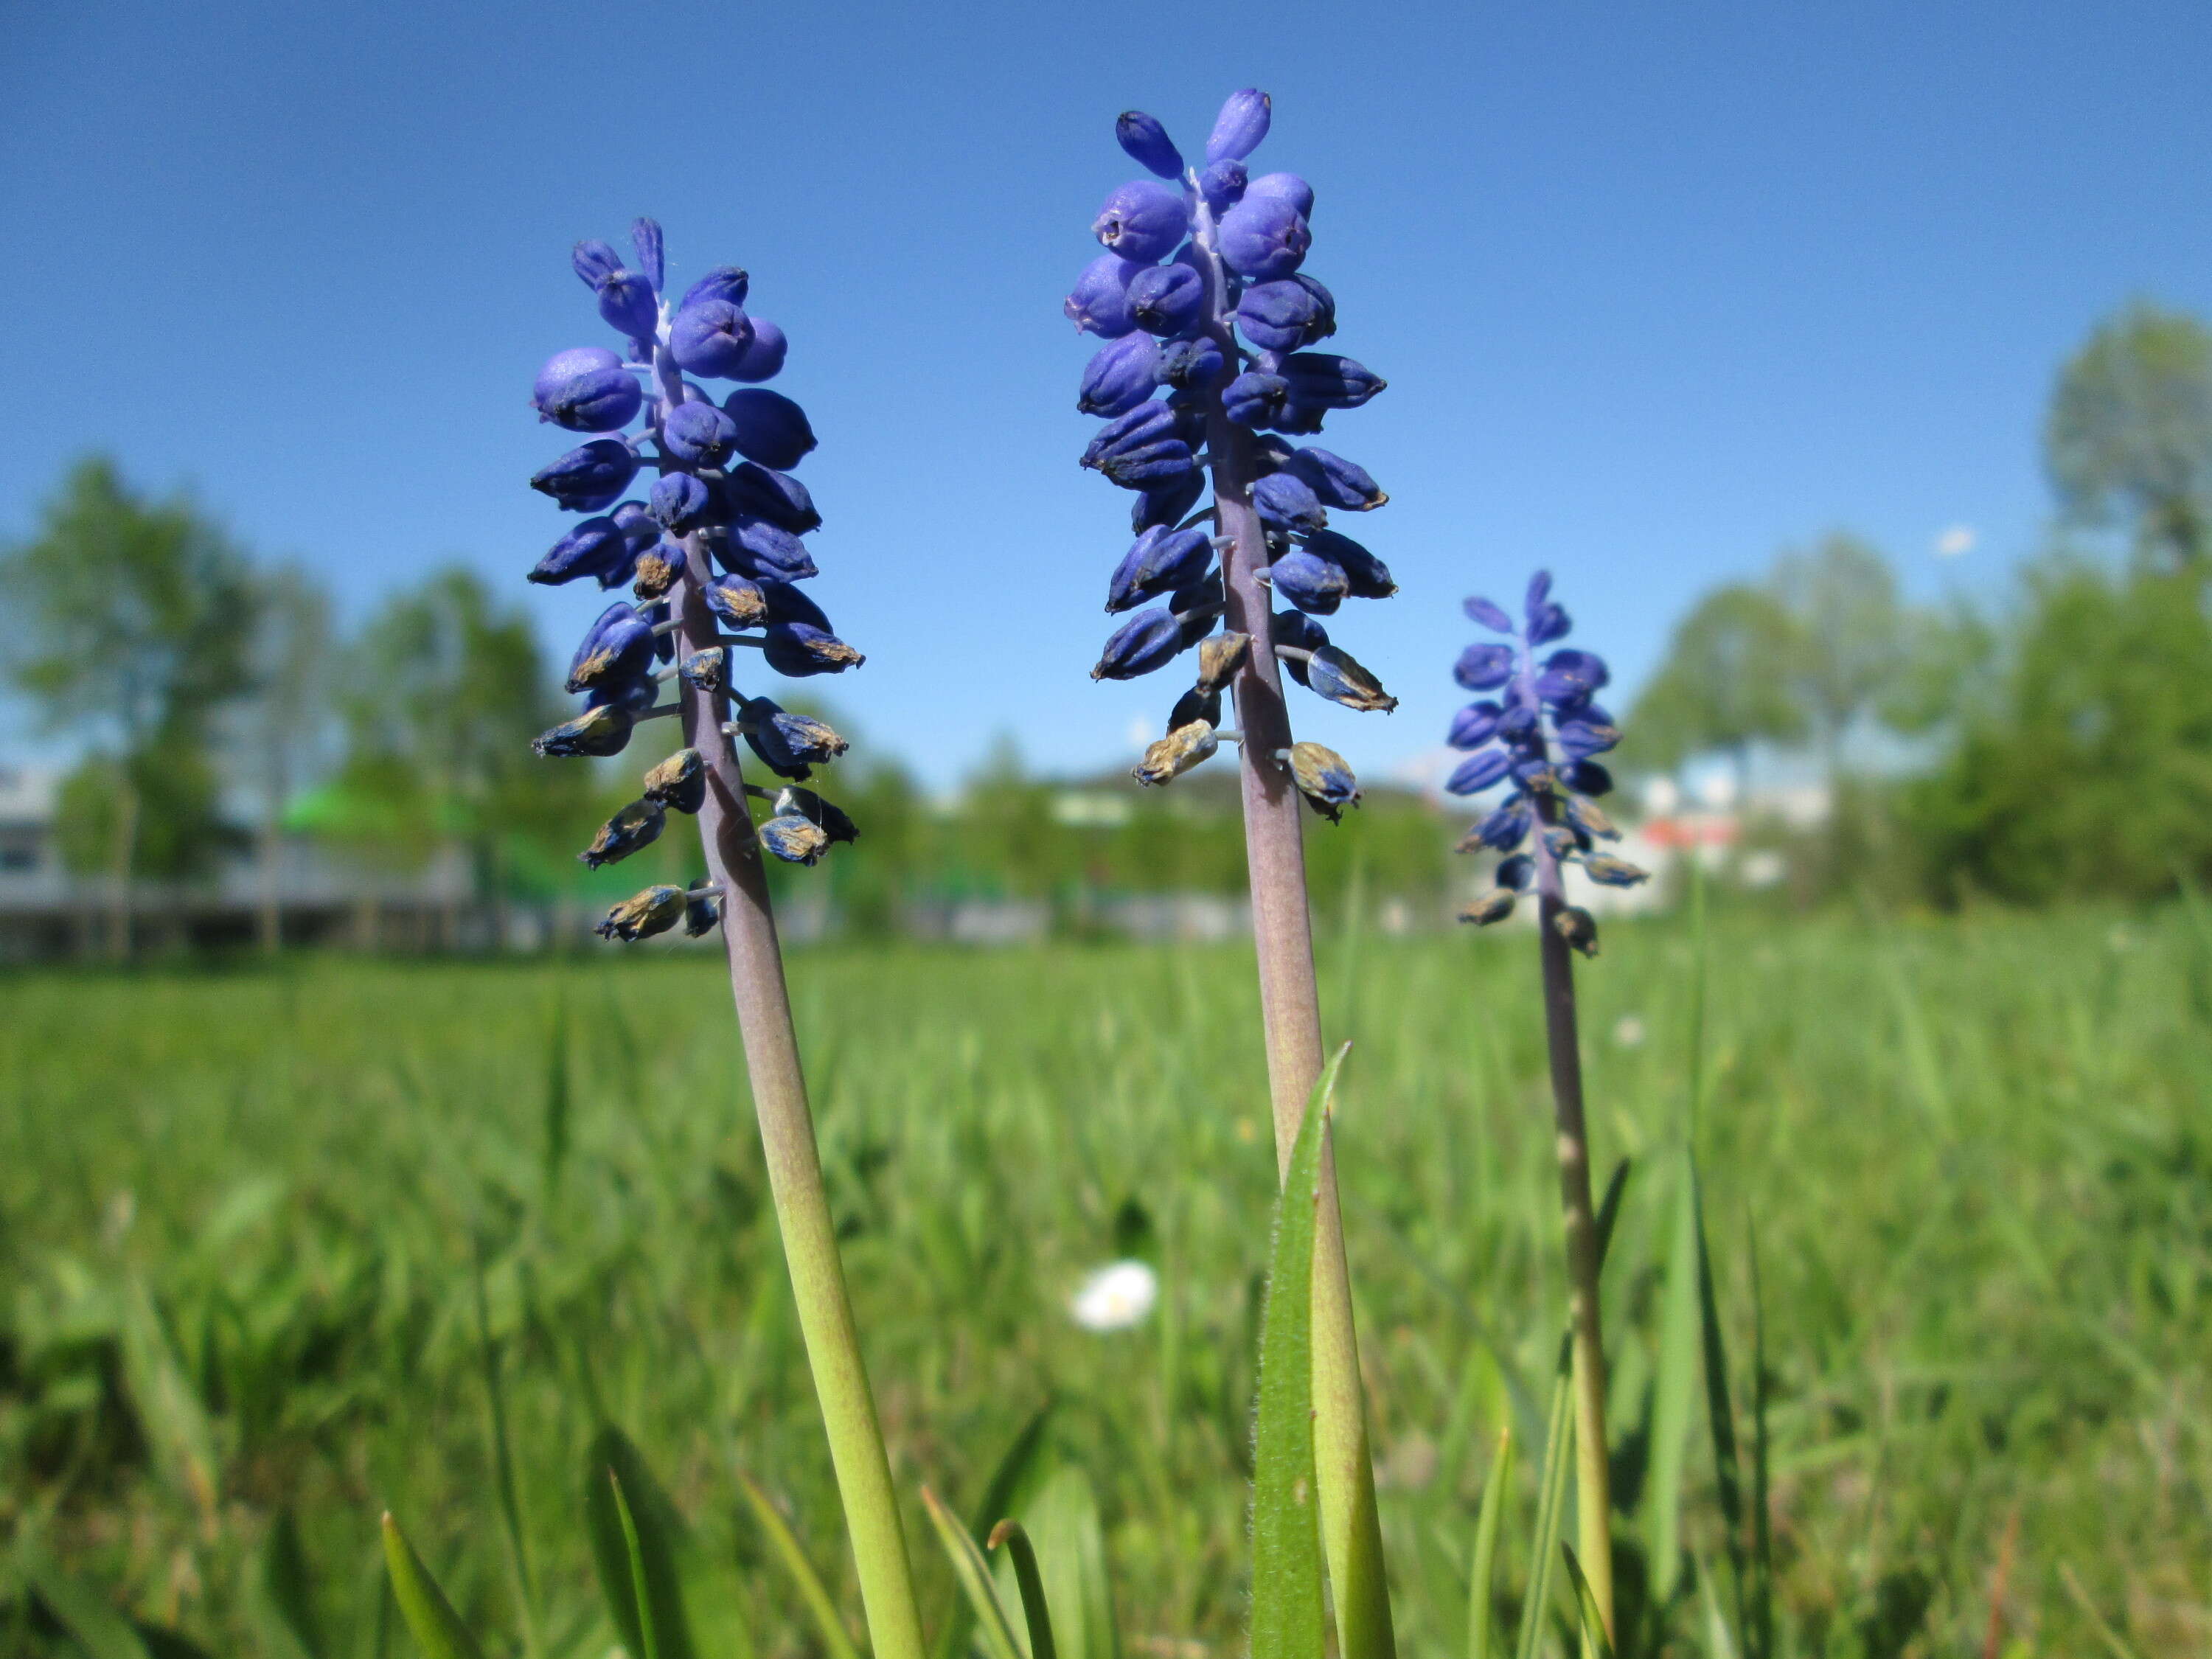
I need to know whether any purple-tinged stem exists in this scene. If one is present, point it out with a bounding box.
[1520,651,1615,1652]
[1185,188,1397,1659]
[655,347,925,1659]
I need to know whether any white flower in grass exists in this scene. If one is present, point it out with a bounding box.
[1612,1014,1646,1049]
[1070,1260,1158,1332]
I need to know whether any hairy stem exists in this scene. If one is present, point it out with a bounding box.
[1188,191,1396,1659]
[669,533,925,1659]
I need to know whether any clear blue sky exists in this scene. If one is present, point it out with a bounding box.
[7,1,2209,786]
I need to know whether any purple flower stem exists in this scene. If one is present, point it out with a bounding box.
[1186,185,1397,1659]
[1519,646,1617,1648]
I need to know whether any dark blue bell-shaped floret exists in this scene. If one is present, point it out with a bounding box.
[1454,642,1516,692]
[1252,472,1327,536]
[1206,88,1272,164]
[594,268,659,343]
[1092,180,1189,263]
[572,240,624,289]
[762,622,863,677]
[1279,353,1385,409]
[1078,333,1163,417]
[723,462,819,533]
[669,300,757,379]
[534,347,643,432]
[1304,644,1397,712]
[1217,193,1310,282]
[1106,525,1214,611]
[723,389,818,470]
[535,702,636,759]
[1198,158,1248,212]
[1300,529,1395,598]
[1266,545,1349,615]
[1464,595,1514,633]
[664,400,740,466]
[724,515,819,583]
[1158,336,1228,390]
[650,472,715,532]
[1446,746,1513,796]
[1092,607,1186,680]
[1236,279,1332,352]
[726,319,787,383]
[1132,470,1206,533]
[1284,448,1385,510]
[1127,261,1207,337]
[532,439,639,512]
[531,515,630,585]
[1065,254,1150,338]
[580,798,667,869]
[1448,701,1503,751]
[1556,709,1621,760]
[1469,796,1534,852]
[703,574,767,629]
[642,748,707,814]
[1115,110,1184,179]
[678,265,748,310]
[566,602,654,693]
[1245,172,1315,220]
[759,579,830,630]
[1223,371,1292,429]
[1536,649,1610,705]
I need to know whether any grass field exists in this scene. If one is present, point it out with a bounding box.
[2,905,2208,1658]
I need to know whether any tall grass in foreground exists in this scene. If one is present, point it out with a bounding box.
[2,906,2208,1655]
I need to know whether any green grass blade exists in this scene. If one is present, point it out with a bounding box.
[1249,1046,1345,1659]
[1697,1186,1748,1639]
[988,1520,1060,1659]
[21,1541,155,1659]
[379,1514,486,1659]
[921,1486,1026,1659]
[1560,1547,1618,1659]
[470,1238,539,1659]
[2059,1562,2146,1659]
[1008,1464,1119,1659]
[608,1475,661,1659]
[582,1425,698,1659]
[1747,1226,1773,1659]
[119,1276,220,1534]
[933,1400,1057,1659]
[1466,1425,1511,1659]
[1693,1554,1739,1659]
[542,987,571,1198]
[735,1470,861,1659]
[258,1509,324,1659]
[1515,1370,1574,1659]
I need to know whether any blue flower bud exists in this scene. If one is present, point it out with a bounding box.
[1198,158,1248,213]
[723,462,819,533]
[1115,111,1183,179]
[737,698,849,770]
[535,702,636,758]
[1458,796,1531,852]
[650,472,714,532]
[1566,794,1621,841]
[1498,852,1536,888]
[530,515,631,585]
[678,265,749,310]
[728,319,787,382]
[775,785,858,845]
[595,883,688,942]
[567,602,653,692]
[1206,88,1271,164]
[1279,352,1385,409]
[1445,746,1512,796]
[1448,701,1502,750]
[1065,254,1149,338]
[669,300,757,378]
[1528,601,1572,647]
[1236,279,1332,352]
[1252,472,1327,535]
[1083,426,1195,490]
[573,240,623,289]
[1217,194,1310,282]
[1127,262,1207,337]
[580,798,667,869]
[643,748,708,814]
[1453,643,1516,692]
[723,515,819,583]
[1554,905,1599,958]
[723,389,817,470]
[1106,525,1214,611]
[1092,181,1189,263]
[532,439,639,512]
[1091,606,1186,680]
[685,889,723,937]
[1196,631,1250,692]
[1284,447,1385,510]
[1305,644,1397,712]
[1526,569,1554,619]
[534,347,643,433]
[1169,685,1223,729]
[596,270,660,342]
[1458,889,1516,927]
[630,218,664,291]
[678,648,726,692]
[759,813,830,866]
[704,574,766,628]
[760,580,830,630]
[613,498,658,547]
[1158,336,1228,390]
[1584,855,1649,889]
[1245,172,1315,220]
[1287,740,1359,822]
[1078,333,1163,417]
[1300,529,1395,598]
[1537,649,1610,705]
[762,622,863,677]
[662,400,739,466]
[1563,759,1613,797]
[1556,717,1618,762]
[1222,371,1291,428]
[1464,596,1514,633]
[1272,609,1329,686]
[630,541,680,603]
[1265,546,1347,615]
[1132,471,1205,532]
[586,672,660,715]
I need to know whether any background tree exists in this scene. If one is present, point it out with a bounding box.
[2045,300,2212,569]
[0,457,257,956]
[1626,581,1804,795]
[237,562,334,952]
[1770,532,1907,782]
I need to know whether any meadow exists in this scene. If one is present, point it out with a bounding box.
[2,903,2208,1658]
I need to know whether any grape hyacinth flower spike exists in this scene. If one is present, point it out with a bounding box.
[1062,91,1399,1659]
[519,220,924,1659]
[1446,570,1646,1648]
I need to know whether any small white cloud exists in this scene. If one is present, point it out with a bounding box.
[1070,1260,1158,1332]
[1124,714,1155,750]
[1934,524,1977,559]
